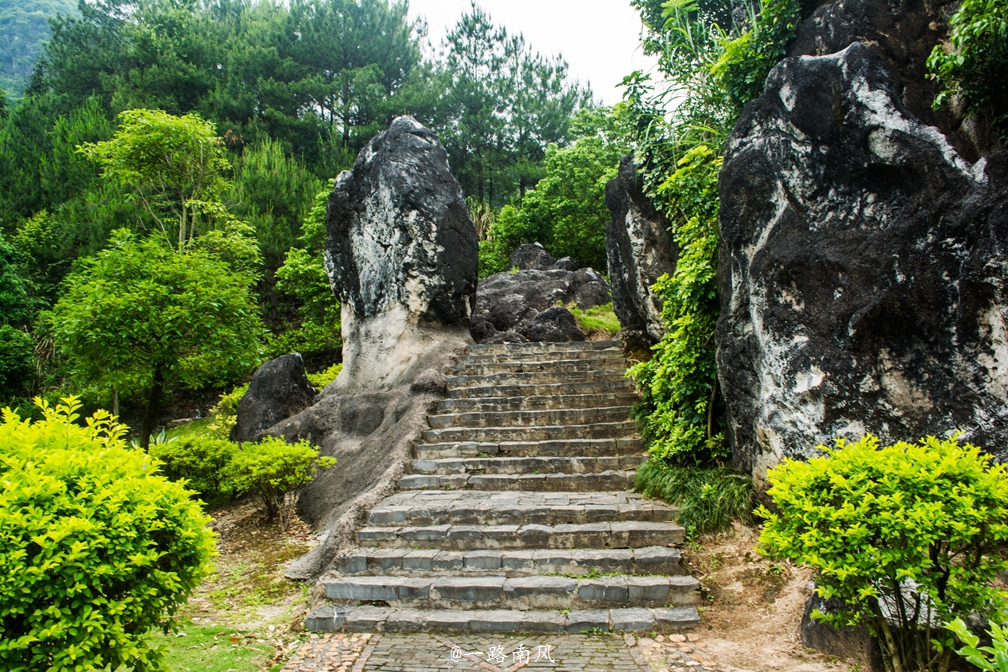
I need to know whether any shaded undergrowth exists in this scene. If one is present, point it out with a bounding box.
[634,460,755,537]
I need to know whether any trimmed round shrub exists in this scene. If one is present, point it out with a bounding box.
[0,398,215,671]
[759,434,1008,672]
[150,436,237,502]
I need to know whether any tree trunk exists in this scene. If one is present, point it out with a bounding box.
[139,367,165,451]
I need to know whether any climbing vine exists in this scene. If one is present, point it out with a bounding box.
[625,0,801,465]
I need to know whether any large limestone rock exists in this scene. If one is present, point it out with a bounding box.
[605,154,678,347]
[716,42,1008,489]
[231,353,316,443]
[470,243,611,343]
[266,117,478,580]
[325,115,478,389]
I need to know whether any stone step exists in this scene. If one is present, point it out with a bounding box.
[410,455,646,476]
[447,370,627,389]
[427,406,631,429]
[457,347,624,365]
[356,521,685,550]
[335,546,685,577]
[451,358,625,376]
[398,470,636,492]
[414,436,642,460]
[463,340,622,356]
[320,574,700,611]
[448,379,635,399]
[422,421,639,445]
[305,605,700,634]
[366,491,675,528]
[436,392,639,413]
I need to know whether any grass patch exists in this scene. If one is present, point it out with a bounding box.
[568,302,621,335]
[152,623,284,671]
[165,417,214,441]
[634,460,755,537]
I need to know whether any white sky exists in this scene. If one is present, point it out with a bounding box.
[407,0,659,106]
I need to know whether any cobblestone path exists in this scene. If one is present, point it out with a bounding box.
[284,632,722,672]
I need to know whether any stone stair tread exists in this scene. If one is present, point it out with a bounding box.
[464,340,622,353]
[398,469,637,492]
[427,406,632,429]
[368,490,675,526]
[335,546,685,576]
[457,348,624,365]
[356,520,686,550]
[449,380,635,399]
[320,573,699,609]
[437,392,639,413]
[410,454,646,475]
[450,358,626,376]
[422,420,639,444]
[305,605,701,633]
[448,370,628,387]
[415,436,642,459]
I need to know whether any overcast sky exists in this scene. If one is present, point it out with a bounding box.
[407,1,659,106]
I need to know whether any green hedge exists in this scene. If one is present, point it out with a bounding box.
[0,398,215,671]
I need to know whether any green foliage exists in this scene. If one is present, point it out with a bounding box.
[150,436,237,503]
[208,383,249,440]
[628,145,724,464]
[711,0,803,113]
[927,0,1008,136]
[0,0,77,99]
[947,618,1008,671]
[272,188,342,366]
[478,204,539,278]
[79,108,231,251]
[759,434,1008,672]
[570,303,622,335]
[49,230,264,448]
[0,324,33,403]
[227,437,336,530]
[0,233,33,327]
[0,397,215,671]
[634,460,754,536]
[306,362,342,389]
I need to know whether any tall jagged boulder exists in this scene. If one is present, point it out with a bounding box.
[604,154,678,347]
[262,116,478,580]
[716,42,1008,490]
[325,115,478,389]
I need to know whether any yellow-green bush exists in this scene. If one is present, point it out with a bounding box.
[207,383,247,439]
[760,434,1008,672]
[150,436,237,502]
[227,437,335,530]
[307,362,342,389]
[0,398,215,671]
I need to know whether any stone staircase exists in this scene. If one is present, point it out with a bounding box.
[305,340,699,635]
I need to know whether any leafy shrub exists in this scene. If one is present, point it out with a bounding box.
[927,0,1008,136]
[227,437,336,530]
[208,383,248,439]
[947,617,1008,671]
[307,362,342,389]
[0,398,215,671]
[759,435,1008,672]
[634,460,754,536]
[627,146,725,464]
[150,436,237,502]
[0,324,33,403]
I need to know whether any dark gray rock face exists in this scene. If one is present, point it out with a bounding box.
[325,115,478,328]
[717,42,1008,488]
[788,0,1001,162]
[604,154,678,347]
[231,353,316,443]
[469,262,612,343]
[509,243,567,272]
[800,594,884,672]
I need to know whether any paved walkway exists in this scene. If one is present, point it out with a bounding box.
[284,632,720,672]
